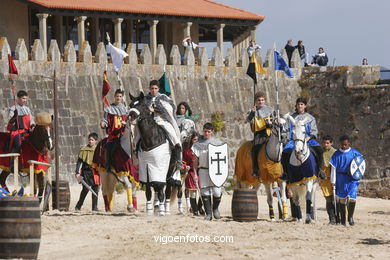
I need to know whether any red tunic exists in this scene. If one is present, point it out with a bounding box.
[183,148,200,190]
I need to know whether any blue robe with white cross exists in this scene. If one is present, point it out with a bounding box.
[330,148,362,199]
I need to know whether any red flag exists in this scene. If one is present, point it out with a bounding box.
[102,71,111,106]
[8,54,18,75]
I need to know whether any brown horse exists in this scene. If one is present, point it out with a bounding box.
[0,125,52,199]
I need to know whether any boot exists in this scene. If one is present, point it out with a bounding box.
[347,201,356,226]
[326,198,336,225]
[251,146,260,178]
[198,198,205,215]
[92,187,99,211]
[212,196,221,219]
[202,196,212,220]
[291,201,297,221]
[339,203,346,226]
[269,206,275,220]
[164,199,170,215]
[335,202,341,224]
[190,198,199,216]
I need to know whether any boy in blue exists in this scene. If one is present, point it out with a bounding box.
[330,135,362,226]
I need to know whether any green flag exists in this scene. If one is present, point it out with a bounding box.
[158,72,171,96]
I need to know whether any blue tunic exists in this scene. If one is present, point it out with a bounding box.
[283,112,320,151]
[330,148,362,199]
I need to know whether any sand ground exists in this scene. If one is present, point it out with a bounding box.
[38,185,390,260]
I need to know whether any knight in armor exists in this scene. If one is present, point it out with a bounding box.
[281,97,324,178]
[100,89,129,173]
[145,80,182,168]
[330,135,362,226]
[320,135,337,224]
[75,133,100,212]
[191,123,223,220]
[5,90,35,153]
[246,92,274,178]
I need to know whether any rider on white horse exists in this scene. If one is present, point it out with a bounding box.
[246,91,274,178]
[281,97,324,179]
[144,80,182,168]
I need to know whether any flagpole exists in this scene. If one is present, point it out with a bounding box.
[273,44,281,142]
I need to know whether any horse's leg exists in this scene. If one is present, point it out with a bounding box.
[279,180,289,220]
[106,172,117,212]
[131,181,138,210]
[99,170,109,212]
[264,183,275,221]
[305,180,314,224]
[37,173,44,203]
[185,188,191,212]
[154,183,166,216]
[122,176,135,212]
[0,170,11,192]
[177,183,184,214]
[310,180,318,221]
[145,182,153,216]
[164,183,172,215]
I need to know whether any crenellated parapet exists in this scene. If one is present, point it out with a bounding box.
[0,37,316,78]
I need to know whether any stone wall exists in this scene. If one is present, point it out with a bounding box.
[0,36,387,198]
[298,66,389,198]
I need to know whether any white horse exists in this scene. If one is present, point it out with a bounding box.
[284,115,318,223]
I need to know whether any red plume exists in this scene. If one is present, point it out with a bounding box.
[8,54,18,75]
[102,71,111,106]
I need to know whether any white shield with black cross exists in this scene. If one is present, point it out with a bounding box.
[208,143,228,187]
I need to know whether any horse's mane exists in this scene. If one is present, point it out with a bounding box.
[130,95,168,151]
[28,125,51,154]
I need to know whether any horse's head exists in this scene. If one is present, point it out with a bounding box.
[288,115,309,162]
[128,92,149,124]
[28,124,53,155]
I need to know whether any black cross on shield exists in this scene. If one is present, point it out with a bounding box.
[208,143,228,187]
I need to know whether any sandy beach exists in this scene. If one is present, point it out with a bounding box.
[35,184,390,260]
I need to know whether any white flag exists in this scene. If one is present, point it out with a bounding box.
[107,43,129,72]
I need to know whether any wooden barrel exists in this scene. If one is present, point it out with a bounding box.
[0,197,41,259]
[231,189,258,222]
[52,180,71,211]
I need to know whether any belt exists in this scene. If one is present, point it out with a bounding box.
[337,172,349,175]
[199,167,209,170]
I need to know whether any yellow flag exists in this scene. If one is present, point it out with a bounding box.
[251,53,266,74]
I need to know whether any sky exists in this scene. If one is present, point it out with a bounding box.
[213,0,390,68]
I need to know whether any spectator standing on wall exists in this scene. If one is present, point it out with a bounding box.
[247,40,262,58]
[362,58,368,65]
[312,47,329,66]
[284,39,296,67]
[182,36,202,50]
